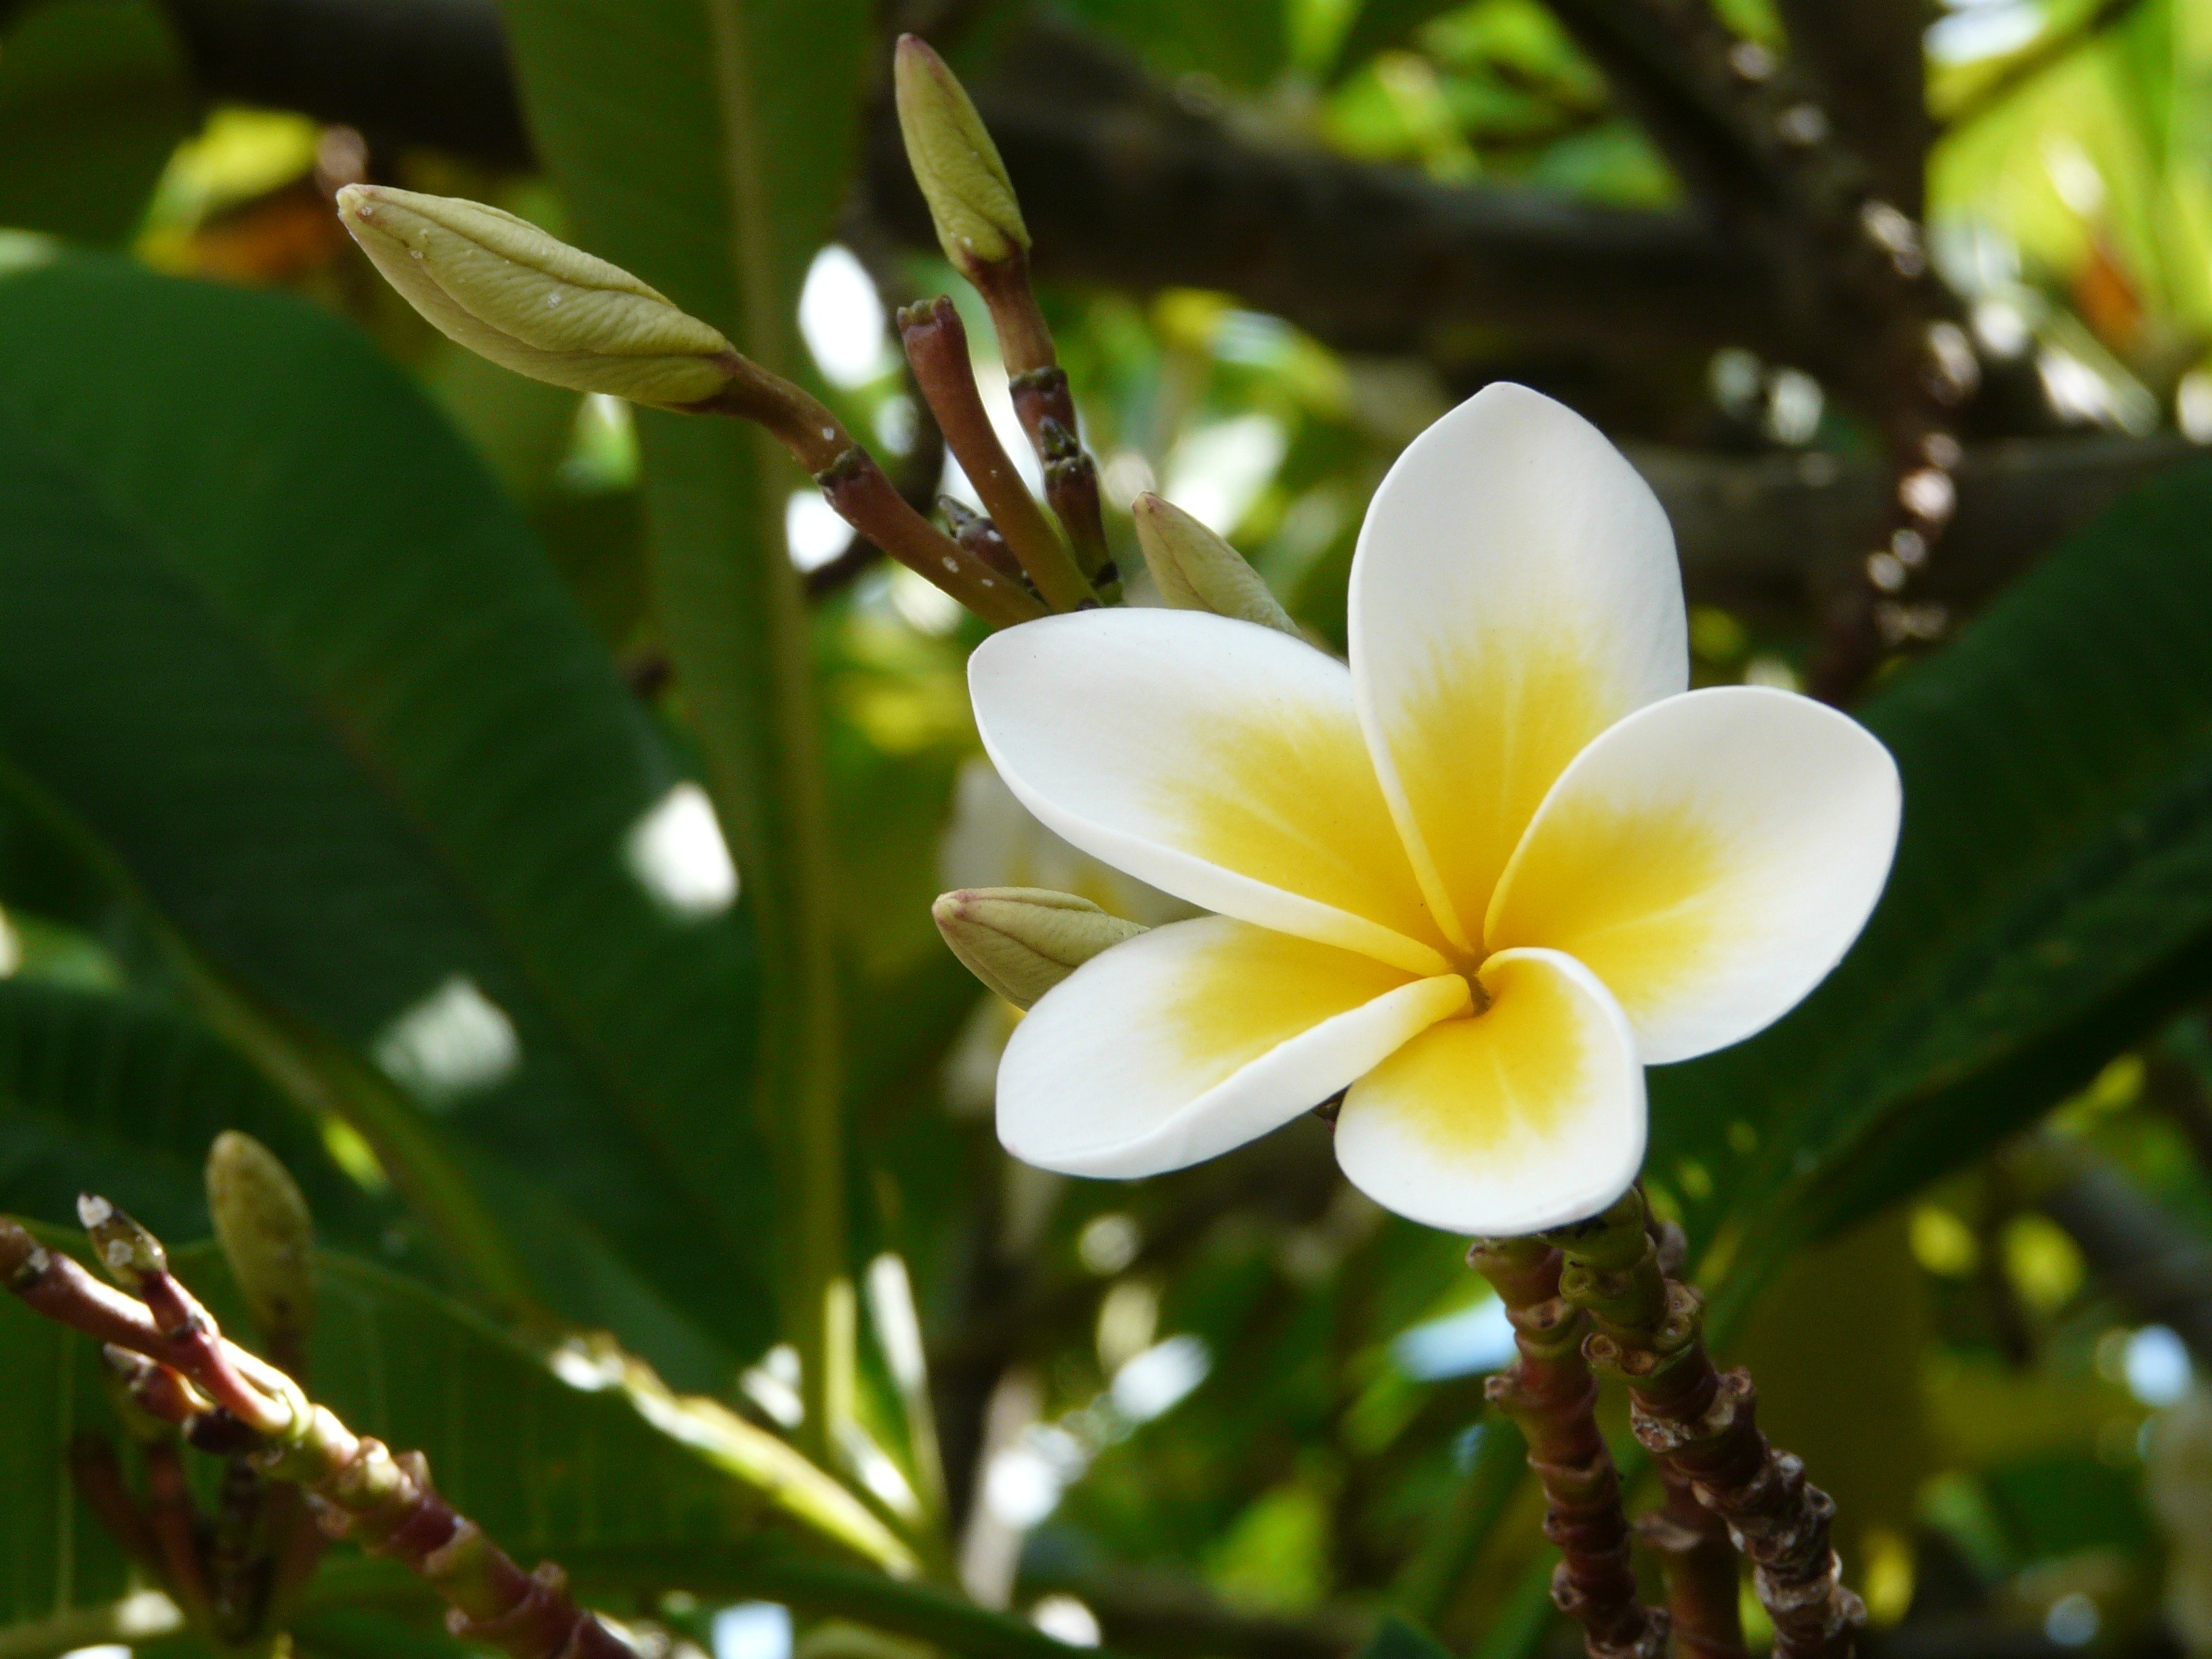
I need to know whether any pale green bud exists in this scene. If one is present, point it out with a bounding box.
[76,1193,165,1290]
[1131,493,1299,635]
[894,35,1029,279]
[205,1131,315,1349]
[335,184,739,409]
[932,887,1144,1009]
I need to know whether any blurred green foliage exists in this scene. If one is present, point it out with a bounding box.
[4,1,2212,1657]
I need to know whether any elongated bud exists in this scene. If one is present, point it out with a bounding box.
[939,496,1024,582]
[894,35,1029,280]
[1132,493,1298,634]
[206,1132,316,1352]
[933,887,1144,1009]
[335,184,740,408]
[78,1193,166,1291]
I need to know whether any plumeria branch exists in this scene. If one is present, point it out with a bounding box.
[1542,1193,1866,1659]
[1,1210,635,1659]
[893,35,1123,605]
[1465,1237,1666,1659]
[694,355,1045,627]
[898,297,1094,611]
[1636,1471,1748,1659]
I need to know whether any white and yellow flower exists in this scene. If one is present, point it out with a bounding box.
[966,384,1901,1234]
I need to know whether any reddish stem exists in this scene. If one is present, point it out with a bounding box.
[696,351,1042,628]
[1638,1470,1747,1659]
[1468,1238,1667,1659]
[899,297,1094,611]
[1547,1197,1866,1659]
[4,1216,632,1659]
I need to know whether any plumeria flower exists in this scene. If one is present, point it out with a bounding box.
[966,385,1901,1234]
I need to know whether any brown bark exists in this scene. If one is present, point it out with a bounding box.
[1637,1471,1747,1659]
[1545,1197,1866,1659]
[1467,1237,1666,1659]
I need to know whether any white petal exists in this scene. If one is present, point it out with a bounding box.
[1349,383,1686,947]
[1333,948,1645,1234]
[938,756,1193,927]
[997,916,1469,1177]
[1487,686,1901,1064]
[970,609,1452,975]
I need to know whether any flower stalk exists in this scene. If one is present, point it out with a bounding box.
[898,297,1094,612]
[699,356,1043,628]
[1466,1237,1666,1659]
[3,1212,633,1659]
[335,182,1036,631]
[1637,1471,1747,1659]
[893,33,1118,600]
[939,496,1027,585]
[1543,1192,1866,1659]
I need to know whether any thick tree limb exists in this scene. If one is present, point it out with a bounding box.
[863,20,1782,361]
[155,0,531,167]
[1774,0,1928,213]
[134,0,2189,625]
[140,0,1780,362]
[1637,436,2197,617]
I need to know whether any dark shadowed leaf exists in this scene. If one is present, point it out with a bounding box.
[1652,459,2212,1279]
[0,255,776,1369]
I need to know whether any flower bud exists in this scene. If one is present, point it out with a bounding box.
[335,184,739,408]
[932,887,1144,1009]
[205,1132,315,1350]
[893,35,1029,279]
[77,1193,165,1290]
[1131,493,1298,635]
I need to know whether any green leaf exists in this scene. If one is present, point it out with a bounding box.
[498,0,871,1444]
[0,1239,911,1635]
[0,255,777,1370]
[0,1294,134,1628]
[0,978,388,1250]
[1652,458,2212,1276]
[1058,0,1290,87]
[0,0,195,245]
[1330,0,1458,78]
[1358,1614,1457,1659]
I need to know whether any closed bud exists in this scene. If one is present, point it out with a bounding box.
[932,887,1144,1009]
[894,35,1029,279]
[335,184,739,409]
[77,1193,165,1290]
[205,1132,316,1351]
[1132,493,1298,635]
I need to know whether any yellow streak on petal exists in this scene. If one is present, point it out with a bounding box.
[1486,799,1730,1031]
[1349,954,1593,1155]
[1162,930,1423,1089]
[1153,703,1447,956]
[1386,629,1614,939]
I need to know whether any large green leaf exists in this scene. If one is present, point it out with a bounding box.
[0,1240,907,1634]
[0,978,388,1250]
[1651,458,2212,1277]
[497,0,872,1437]
[0,255,777,1372]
